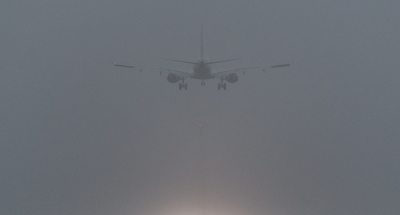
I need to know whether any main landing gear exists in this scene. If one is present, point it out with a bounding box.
[201,80,205,86]
[179,78,187,90]
[218,78,226,90]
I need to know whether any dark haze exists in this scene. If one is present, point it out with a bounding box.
[1,1,400,215]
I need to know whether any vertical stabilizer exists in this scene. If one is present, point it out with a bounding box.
[201,24,204,61]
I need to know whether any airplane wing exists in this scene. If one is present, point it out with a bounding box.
[213,63,292,78]
[163,58,240,65]
[113,62,193,78]
[213,67,262,78]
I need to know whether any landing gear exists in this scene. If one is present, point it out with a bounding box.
[218,83,226,90]
[218,78,226,90]
[179,83,187,90]
[179,78,187,90]
[201,81,205,86]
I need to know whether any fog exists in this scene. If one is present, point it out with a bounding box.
[1,1,400,215]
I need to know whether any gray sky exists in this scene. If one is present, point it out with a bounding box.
[1,1,400,215]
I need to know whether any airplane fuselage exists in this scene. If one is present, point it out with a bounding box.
[192,61,213,80]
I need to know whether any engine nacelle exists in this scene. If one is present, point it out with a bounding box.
[167,73,180,83]
[225,73,238,83]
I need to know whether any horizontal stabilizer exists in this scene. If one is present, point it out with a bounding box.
[113,63,134,68]
[271,63,292,68]
[164,59,198,65]
[206,58,240,65]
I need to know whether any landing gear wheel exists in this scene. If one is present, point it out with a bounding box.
[179,78,187,90]
[223,83,226,90]
[218,83,221,90]
[201,81,205,86]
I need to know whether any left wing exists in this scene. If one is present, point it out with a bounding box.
[113,62,193,78]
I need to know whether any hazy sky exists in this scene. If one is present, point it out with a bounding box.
[1,1,400,215]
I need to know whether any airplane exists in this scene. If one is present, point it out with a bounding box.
[113,27,291,90]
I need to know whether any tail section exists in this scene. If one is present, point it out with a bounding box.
[164,25,239,65]
[201,24,204,61]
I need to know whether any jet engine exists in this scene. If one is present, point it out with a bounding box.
[225,73,238,83]
[167,73,180,83]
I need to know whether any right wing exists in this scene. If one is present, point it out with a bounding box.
[213,63,292,78]
[213,67,262,78]
[113,62,193,78]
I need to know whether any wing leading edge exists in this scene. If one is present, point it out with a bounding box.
[113,62,193,78]
[213,63,292,78]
